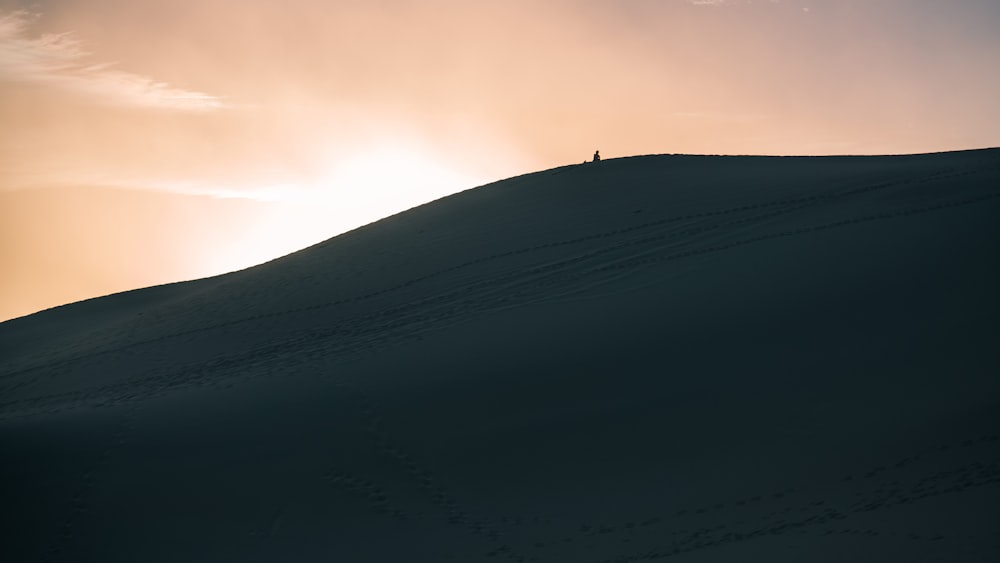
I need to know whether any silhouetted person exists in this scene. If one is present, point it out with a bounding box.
[593,150,601,162]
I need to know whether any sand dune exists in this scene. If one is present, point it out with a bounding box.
[2,149,999,562]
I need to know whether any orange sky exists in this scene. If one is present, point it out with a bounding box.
[2,0,999,321]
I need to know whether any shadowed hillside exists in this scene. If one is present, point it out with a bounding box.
[2,149,999,562]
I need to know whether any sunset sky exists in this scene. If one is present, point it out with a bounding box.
[2,0,999,321]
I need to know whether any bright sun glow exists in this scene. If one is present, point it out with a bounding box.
[316,143,481,216]
[188,142,484,277]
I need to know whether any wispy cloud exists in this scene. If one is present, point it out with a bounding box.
[0,10,222,111]
[143,180,315,202]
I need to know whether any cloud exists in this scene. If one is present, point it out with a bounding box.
[0,10,222,111]
[140,180,315,202]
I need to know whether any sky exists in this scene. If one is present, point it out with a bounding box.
[2,0,999,321]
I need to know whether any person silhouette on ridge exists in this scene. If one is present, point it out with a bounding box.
[593,150,601,163]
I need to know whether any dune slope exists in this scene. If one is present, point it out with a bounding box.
[2,149,999,562]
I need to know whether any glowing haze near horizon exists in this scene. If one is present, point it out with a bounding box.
[2,0,999,321]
